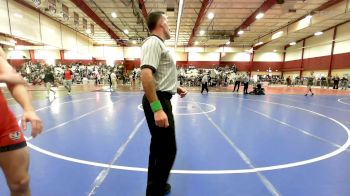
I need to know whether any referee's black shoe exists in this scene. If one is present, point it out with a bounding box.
[146,183,171,196]
[164,183,171,195]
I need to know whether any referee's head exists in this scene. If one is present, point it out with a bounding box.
[147,11,171,40]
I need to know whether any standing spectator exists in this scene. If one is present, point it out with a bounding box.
[201,73,209,94]
[286,76,291,87]
[243,74,249,94]
[233,73,241,93]
[320,76,327,88]
[111,71,117,90]
[94,69,100,85]
[327,75,332,89]
[305,72,315,96]
[43,67,56,97]
[333,75,340,89]
[341,75,349,90]
[63,66,73,95]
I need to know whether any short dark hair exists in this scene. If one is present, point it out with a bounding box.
[147,11,165,31]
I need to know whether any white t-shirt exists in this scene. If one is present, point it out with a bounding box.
[202,75,208,84]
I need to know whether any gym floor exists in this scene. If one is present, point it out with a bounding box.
[1,85,350,196]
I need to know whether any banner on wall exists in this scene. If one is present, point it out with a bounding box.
[83,18,87,31]
[62,4,69,21]
[47,0,56,14]
[74,12,79,27]
[90,24,94,35]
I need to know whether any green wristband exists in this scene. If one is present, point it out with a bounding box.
[150,100,163,112]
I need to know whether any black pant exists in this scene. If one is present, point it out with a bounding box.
[142,92,176,196]
[243,82,248,94]
[334,81,339,89]
[234,81,241,92]
[201,82,208,93]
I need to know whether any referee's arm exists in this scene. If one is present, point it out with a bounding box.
[141,68,159,104]
[141,68,169,128]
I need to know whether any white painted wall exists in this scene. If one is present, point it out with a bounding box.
[283,71,300,79]
[175,52,187,61]
[332,69,350,77]
[334,22,350,55]
[93,46,124,60]
[254,52,283,62]
[251,71,281,76]
[302,70,328,77]
[304,29,333,58]
[6,50,30,59]
[35,50,60,59]
[64,50,92,60]
[188,52,220,61]
[221,52,250,62]
[124,47,141,59]
[61,25,77,51]
[8,1,41,43]
[0,0,10,35]
[285,42,303,61]
[40,15,62,48]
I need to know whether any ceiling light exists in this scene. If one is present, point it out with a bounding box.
[9,39,17,44]
[256,13,264,19]
[124,29,129,34]
[289,42,296,46]
[238,30,244,35]
[255,41,263,46]
[305,15,313,20]
[111,12,117,18]
[199,30,205,35]
[14,13,23,18]
[226,41,230,45]
[8,48,14,51]
[273,50,277,52]
[194,41,199,45]
[132,40,137,44]
[86,29,91,34]
[314,31,323,36]
[208,12,214,20]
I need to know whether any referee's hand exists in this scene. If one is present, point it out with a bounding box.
[154,110,169,128]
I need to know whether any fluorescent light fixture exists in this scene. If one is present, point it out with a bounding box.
[305,15,313,20]
[254,41,263,46]
[194,41,199,45]
[9,39,17,44]
[208,12,214,20]
[272,30,284,40]
[289,42,296,46]
[256,13,264,19]
[199,30,205,35]
[124,29,129,34]
[273,50,277,52]
[8,48,14,51]
[238,30,244,35]
[226,41,230,45]
[132,40,137,44]
[14,13,23,18]
[314,31,323,36]
[111,12,117,18]
[175,0,184,48]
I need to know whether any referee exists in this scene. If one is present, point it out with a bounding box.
[141,11,187,196]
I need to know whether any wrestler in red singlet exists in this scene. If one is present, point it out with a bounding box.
[0,90,26,152]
